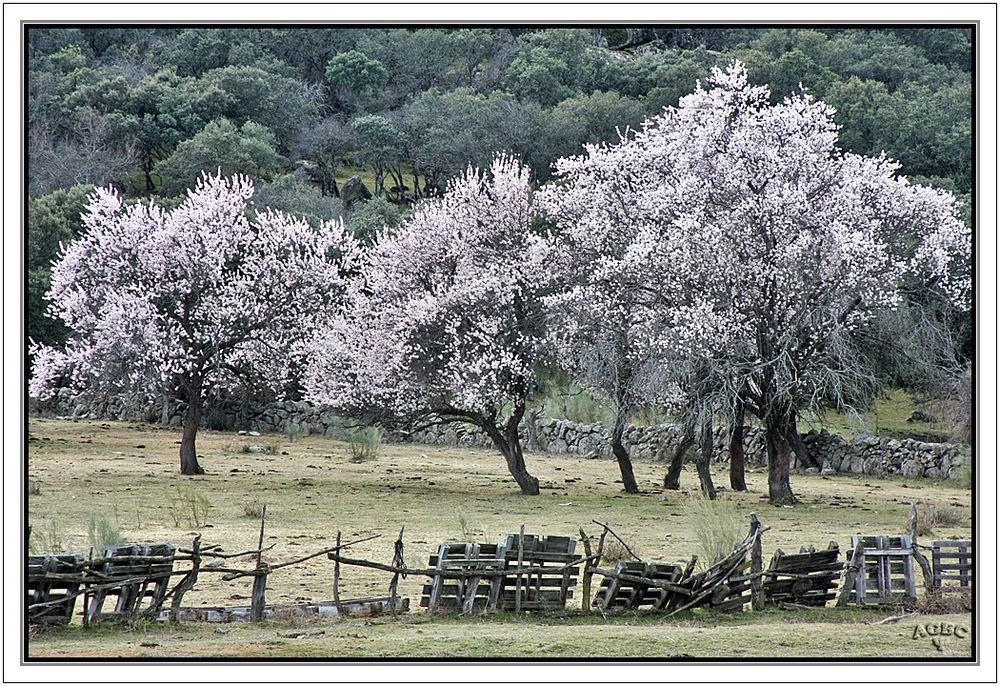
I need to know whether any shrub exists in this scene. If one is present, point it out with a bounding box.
[599,536,642,564]
[914,503,968,536]
[921,588,972,613]
[87,514,125,556]
[346,425,382,462]
[455,509,489,541]
[29,520,65,554]
[242,499,266,519]
[168,484,212,528]
[284,423,304,443]
[687,497,744,568]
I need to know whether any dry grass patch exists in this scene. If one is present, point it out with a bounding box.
[914,503,968,536]
[24,417,973,659]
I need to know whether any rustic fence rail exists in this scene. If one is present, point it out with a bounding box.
[28,507,970,627]
[932,540,972,592]
[763,542,843,608]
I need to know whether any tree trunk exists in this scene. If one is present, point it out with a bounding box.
[697,415,717,499]
[499,437,539,495]
[610,401,639,494]
[764,413,796,505]
[483,412,539,496]
[179,393,205,475]
[786,419,819,469]
[412,170,421,199]
[664,422,695,490]
[729,401,747,491]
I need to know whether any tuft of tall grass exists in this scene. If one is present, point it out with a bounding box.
[242,499,266,519]
[285,423,304,443]
[686,497,744,569]
[87,514,125,556]
[346,425,382,462]
[168,484,212,528]
[29,520,65,555]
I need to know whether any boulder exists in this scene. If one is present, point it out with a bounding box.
[341,176,372,207]
[907,409,936,423]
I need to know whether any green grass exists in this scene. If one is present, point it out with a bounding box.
[335,164,419,200]
[26,417,971,659]
[799,389,952,441]
[534,385,952,441]
[29,608,972,658]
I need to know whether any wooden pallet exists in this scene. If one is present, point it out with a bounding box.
[763,542,843,607]
[499,534,580,612]
[27,554,85,625]
[84,543,176,622]
[689,552,753,614]
[595,561,684,611]
[419,542,507,614]
[932,540,972,592]
[847,535,916,606]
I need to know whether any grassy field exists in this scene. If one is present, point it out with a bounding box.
[26,417,972,659]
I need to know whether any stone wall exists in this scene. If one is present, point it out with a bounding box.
[409,417,966,480]
[39,391,966,481]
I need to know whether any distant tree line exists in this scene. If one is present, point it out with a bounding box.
[27,26,973,371]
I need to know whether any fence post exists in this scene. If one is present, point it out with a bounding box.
[749,513,764,611]
[579,528,592,611]
[515,525,524,613]
[333,530,343,616]
[250,566,268,621]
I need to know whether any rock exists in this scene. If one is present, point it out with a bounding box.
[821,466,836,476]
[907,409,936,423]
[341,176,372,208]
[900,459,924,478]
[804,467,820,474]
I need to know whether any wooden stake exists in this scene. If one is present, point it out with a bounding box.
[909,502,934,595]
[579,528,593,611]
[82,547,93,627]
[389,526,404,617]
[169,535,201,622]
[837,538,864,607]
[256,505,267,566]
[250,567,267,621]
[333,530,343,616]
[515,525,524,613]
[750,513,764,611]
[249,508,268,622]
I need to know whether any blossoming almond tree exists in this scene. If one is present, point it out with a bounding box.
[29,173,358,475]
[550,62,971,505]
[536,140,684,495]
[303,155,547,495]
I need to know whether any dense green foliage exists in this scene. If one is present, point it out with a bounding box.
[27,26,973,354]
